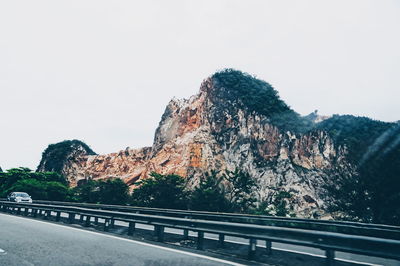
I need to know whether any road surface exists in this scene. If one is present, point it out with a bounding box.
[0,213,244,266]
[2,212,399,266]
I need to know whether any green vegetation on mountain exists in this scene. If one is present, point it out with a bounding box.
[212,69,313,133]
[316,115,394,163]
[37,140,96,173]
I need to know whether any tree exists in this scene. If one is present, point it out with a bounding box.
[73,178,129,205]
[98,178,129,205]
[0,168,35,193]
[131,172,187,209]
[222,168,258,212]
[74,180,100,203]
[7,179,48,199]
[0,168,71,201]
[189,171,230,212]
[46,181,71,201]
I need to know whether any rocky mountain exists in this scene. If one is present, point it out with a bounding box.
[37,69,399,218]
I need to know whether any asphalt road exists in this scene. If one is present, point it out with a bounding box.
[2,212,399,266]
[0,213,244,266]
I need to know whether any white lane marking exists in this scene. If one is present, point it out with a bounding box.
[271,247,382,266]
[0,248,6,255]
[335,257,382,266]
[0,213,244,266]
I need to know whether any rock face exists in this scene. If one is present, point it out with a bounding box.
[38,70,356,217]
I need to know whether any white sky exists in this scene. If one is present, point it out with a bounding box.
[1,0,399,170]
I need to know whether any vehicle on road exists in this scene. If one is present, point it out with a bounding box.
[7,192,33,203]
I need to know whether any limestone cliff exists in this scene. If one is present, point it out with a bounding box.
[37,70,357,217]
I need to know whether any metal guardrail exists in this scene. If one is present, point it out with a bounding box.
[25,199,400,241]
[1,201,399,265]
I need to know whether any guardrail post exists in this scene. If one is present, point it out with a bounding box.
[248,238,257,260]
[17,207,21,215]
[110,218,115,228]
[183,229,189,240]
[79,214,84,223]
[197,231,204,250]
[84,215,91,227]
[265,240,272,255]
[325,249,335,266]
[43,210,51,220]
[128,222,135,236]
[56,211,61,222]
[68,213,75,224]
[155,225,164,242]
[33,209,38,218]
[218,234,225,247]
[104,218,110,231]
[24,207,29,216]
[94,217,99,225]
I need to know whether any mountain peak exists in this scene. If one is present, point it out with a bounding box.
[210,69,291,115]
[37,139,96,174]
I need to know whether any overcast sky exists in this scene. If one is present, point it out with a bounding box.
[1,0,399,170]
